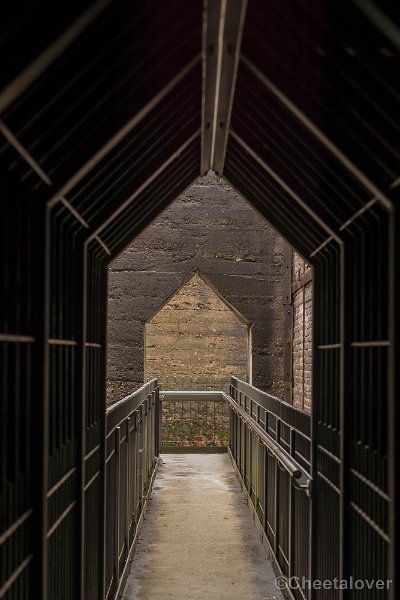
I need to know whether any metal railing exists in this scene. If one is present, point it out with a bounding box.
[103,378,311,600]
[105,379,160,600]
[228,377,311,600]
[158,375,229,392]
[160,391,229,451]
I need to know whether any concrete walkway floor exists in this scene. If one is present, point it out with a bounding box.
[122,454,283,600]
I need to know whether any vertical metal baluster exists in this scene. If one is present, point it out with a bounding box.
[148,398,152,470]
[274,425,280,560]
[114,427,120,590]
[181,397,184,447]
[145,399,149,484]
[289,422,295,580]
[189,399,192,447]
[125,418,130,560]
[205,399,208,446]
[132,411,138,528]
[213,399,216,446]
[263,444,268,535]
[138,406,143,509]
[157,393,162,456]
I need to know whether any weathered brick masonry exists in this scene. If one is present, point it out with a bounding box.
[291,252,313,412]
[145,272,250,391]
[107,173,290,403]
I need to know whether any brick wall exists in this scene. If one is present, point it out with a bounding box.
[292,288,304,404]
[291,252,313,412]
[106,172,290,403]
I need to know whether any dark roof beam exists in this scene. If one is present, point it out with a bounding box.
[0,120,51,184]
[230,129,342,246]
[86,130,200,243]
[309,235,335,258]
[94,236,111,256]
[201,0,221,174]
[0,0,113,115]
[212,0,247,174]
[62,199,111,254]
[47,56,201,209]
[351,0,400,51]
[241,55,393,212]
[202,0,247,175]
[0,119,111,253]
[338,197,379,232]
[59,197,89,229]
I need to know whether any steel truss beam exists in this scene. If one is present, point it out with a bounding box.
[86,131,200,242]
[241,55,394,212]
[46,58,200,209]
[201,0,247,175]
[0,0,113,115]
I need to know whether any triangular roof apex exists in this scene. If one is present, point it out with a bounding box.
[146,269,252,327]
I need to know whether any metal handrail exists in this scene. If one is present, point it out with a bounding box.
[224,392,311,491]
[106,378,158,434]
[161,388,310,489]
[161,390,225,402]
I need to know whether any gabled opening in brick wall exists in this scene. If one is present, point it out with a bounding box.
[106,174,294,404]
[106,174,314,408]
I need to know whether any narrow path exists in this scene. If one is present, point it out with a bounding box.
[123,454,283,600]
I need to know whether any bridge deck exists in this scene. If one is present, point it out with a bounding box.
[122,454,282,600]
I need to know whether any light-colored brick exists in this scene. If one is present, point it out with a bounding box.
[145,273,249,390]
[292,252,313,412]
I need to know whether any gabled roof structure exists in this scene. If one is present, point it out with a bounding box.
[146,270,252,327]
[1,1,397,258]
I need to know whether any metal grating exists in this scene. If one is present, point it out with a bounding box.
[230,62,373,229]
[240,0,400,191]
[224,135,329,256]
[100,138,200,253]
[1,0,202,191]
[64,65,201,229]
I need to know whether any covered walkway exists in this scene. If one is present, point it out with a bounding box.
[1,2,399,599]
[123,454,280,600]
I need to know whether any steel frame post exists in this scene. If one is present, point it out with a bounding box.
[78,239,87,600]
[125,417,131,565]
[31,202,50,600]
[339,243,349,599]
[113,426,120,591]
[99,260,108,600]
[283,246,293,404]
[309,264,319,597]
[388,205,399,600]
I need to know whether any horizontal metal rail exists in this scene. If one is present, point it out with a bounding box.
[223,392,310,490]
[161,390,225,402]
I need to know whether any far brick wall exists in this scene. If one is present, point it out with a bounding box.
[291,252,313,412]
[106,173,289,404]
